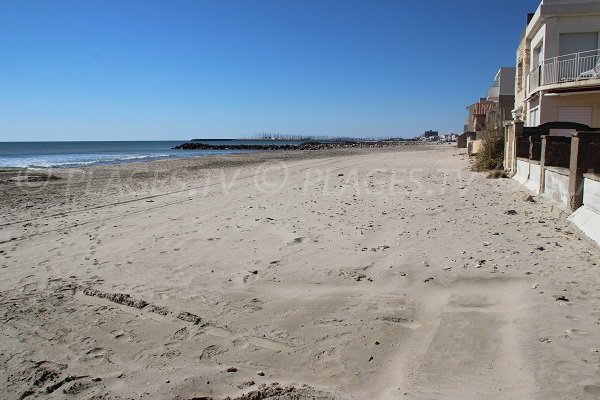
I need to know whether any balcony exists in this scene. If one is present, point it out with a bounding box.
[528,49,600,93]
[486,85,500,101]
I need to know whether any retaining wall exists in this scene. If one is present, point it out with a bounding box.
[542,167,570,209]
[569,174,600,246]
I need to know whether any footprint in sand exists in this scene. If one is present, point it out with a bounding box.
[200,344,227,360]
[172,327,190,341]
[78,347,110,365]
[62,377,101,395]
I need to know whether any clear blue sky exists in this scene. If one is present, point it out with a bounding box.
[0,0,541,141]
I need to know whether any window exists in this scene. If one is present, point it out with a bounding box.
[533,44,543,68]
[559,33,598,56]
[529,107,539,127]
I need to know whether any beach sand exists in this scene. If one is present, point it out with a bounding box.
[1,145,600,399]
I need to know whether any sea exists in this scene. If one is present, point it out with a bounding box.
[0,140,303,169]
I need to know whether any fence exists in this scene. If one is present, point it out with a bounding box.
[581,142,600,173]
[516,138,530,158]
[543,137,571,169]
[511,130,600,212]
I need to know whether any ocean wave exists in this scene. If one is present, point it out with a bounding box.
[0,153,163,168]
[0,150,245,169]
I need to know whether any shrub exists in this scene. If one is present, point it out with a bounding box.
[472,129,505,172]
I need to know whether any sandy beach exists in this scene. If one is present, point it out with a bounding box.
[2,145,600,400]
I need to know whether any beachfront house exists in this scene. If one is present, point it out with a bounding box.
[507,0,600,172]
[504,0,600,247]
[463,100,493,155]
[463,68,515,147]
[514,0,600,130]
[465,99,496,137]
[485,67,517,133]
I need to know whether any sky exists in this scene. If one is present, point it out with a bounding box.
[0,0,542,141]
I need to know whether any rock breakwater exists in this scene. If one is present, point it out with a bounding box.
[173,141,413,151]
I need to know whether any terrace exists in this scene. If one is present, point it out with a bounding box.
[528,49,600,93]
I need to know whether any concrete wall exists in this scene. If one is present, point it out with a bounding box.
[583,174,600,214]
[542,166,570,208]
[569,173,600,246]
[514,158,530,184]
[514,158,542,193]
[526,161,542,193]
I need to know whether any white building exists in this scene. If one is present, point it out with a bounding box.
[487,67,517,103]
[518,0,600,130]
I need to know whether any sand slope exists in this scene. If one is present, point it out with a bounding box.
[1,146,600,399]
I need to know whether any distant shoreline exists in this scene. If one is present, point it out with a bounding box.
[0,139,421,169]
[174,140,419,151]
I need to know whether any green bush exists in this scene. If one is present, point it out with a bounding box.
[472,129,505,172]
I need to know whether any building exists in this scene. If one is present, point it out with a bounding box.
[457,132,476,148]
[515,0,600,131]
[438,133,457,142]
[486,67,516,132]
[504,2,600,247]
[461,68,515,156]
[514,26,532,123]
[465,99,497,137]
[422,130,439,141]
[464,68,515,138]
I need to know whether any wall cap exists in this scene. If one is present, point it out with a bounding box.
[545,166,570,176]
[573,131,600,138]
[584,173,600,182]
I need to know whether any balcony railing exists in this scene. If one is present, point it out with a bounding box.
[528,49,600,92]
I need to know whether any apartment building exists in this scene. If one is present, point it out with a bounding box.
[515,0,600,131]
